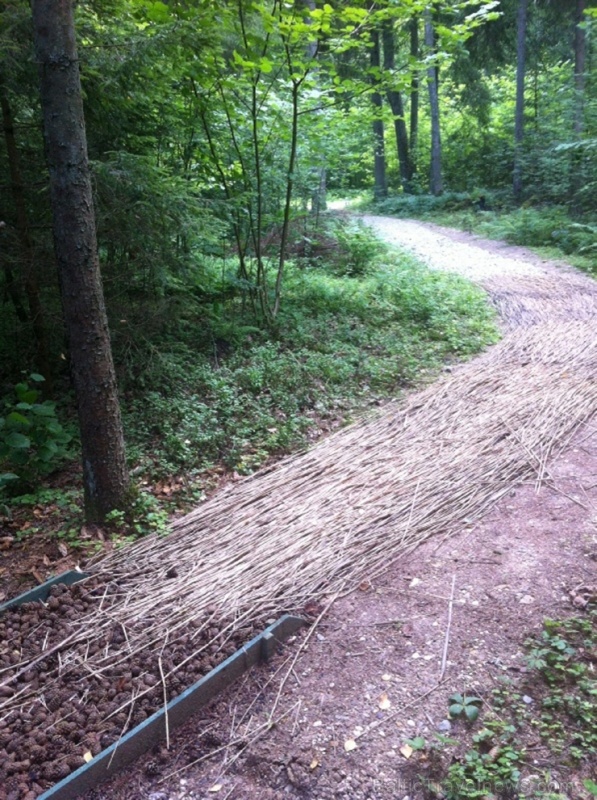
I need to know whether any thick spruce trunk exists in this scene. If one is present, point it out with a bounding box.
[31,0,129,522]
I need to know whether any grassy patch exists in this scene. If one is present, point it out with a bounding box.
[122,231,498,488]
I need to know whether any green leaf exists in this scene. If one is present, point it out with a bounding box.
[449,703,464,717]
[464,704,480,722]
[7,412,31,427]
[259,57,273,74]
[37,442,58,462]
[449,693,464,704]
[464,696,482,706]
[16,388,38,405]
[29,373,45,382]
[5,431,31,449]
[30,403,57,417]
[406,736,426,750]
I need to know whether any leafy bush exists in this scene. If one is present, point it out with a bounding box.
[0,375,72,496]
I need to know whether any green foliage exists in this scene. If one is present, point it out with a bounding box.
[0,375,71,497]
[448,692,483,722]
[372,192,473,217]
[525,613,597,761]
[121,220,497,480]
[105,488,169,538]
[443,733,522,800]
[325,217,388,276]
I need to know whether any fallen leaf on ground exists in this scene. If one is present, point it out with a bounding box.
[400,744,413,759]
[83,751,93,763]
[207,785,222,793]
[309,758,320,770]
[58,543,68,558]
[378,692,391,710]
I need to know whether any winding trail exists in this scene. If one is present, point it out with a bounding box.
[81,218,597,800]
[85,218,597,652]
[5,219,597,793]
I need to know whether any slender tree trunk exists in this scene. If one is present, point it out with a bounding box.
[513,0,528,202]
[571,0,587,210]
[273,80,300,317]
[31,0,129,522]
[382,20,412,191]
[409,16,419,182]
[574,0,587,137]
[424,11,442,196]
[0,86,52,389]
[370,28,387,200]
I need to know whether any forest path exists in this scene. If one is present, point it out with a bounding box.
[85,217,597,653]
[83,219,597,800]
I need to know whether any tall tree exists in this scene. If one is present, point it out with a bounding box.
[513,0,528,201]
[424,9,442,195]
[382,20,413,191]
[370,26,387,200]
[31,0,129,522]
[409,16,420,181]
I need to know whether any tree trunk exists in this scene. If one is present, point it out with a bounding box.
[382,20,412,191]
[513,0,528,202]
[424,11,442,196]
[370,28,387,201]
[31,0,129,522]
[573,0,586,137]
[409,16,419,182]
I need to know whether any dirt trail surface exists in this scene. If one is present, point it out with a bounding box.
[2,219,597,800]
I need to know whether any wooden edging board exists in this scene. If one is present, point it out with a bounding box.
[1,571,306,800]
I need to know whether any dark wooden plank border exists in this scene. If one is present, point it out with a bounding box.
[0,569,89,613]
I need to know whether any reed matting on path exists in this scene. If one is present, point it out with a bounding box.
[2,219,597,720]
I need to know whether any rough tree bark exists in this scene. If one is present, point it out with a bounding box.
[31,0,129,522]
[424,10,442,196]
[382,20,413,192]
[513,0,528,202]
[370,27,387,201]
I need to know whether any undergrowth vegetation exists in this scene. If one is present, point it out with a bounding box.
[0,217,498,537]
[409,610,597,800]
[121,217,497,483]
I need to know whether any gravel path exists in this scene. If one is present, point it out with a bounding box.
[360,216,547,281]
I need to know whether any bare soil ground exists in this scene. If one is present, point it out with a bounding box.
[80,424,597,800]
[78,222,596,800]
